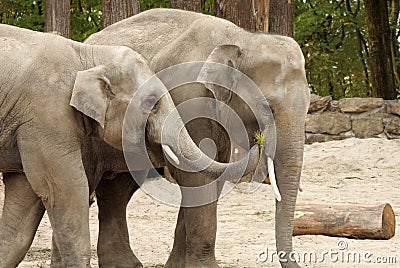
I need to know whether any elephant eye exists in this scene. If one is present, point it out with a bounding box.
[152,101,159,111]
[257,101,272,116]
[105,83,116,98]
[143,96,157,111]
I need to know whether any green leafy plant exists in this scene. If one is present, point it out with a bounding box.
[70,0,102,41]
[254,130,266,162]
[294,0,372,99]
[140,0,170,11]
[254,130,265,146]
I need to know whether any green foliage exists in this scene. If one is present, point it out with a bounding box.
[0,0,212,40]
[0,0,45,31]
[140,0,170,11]
[3,0,398,100]
[254,130,265,147]
[139,0,213,14]
[294,0,371,99]
[0,0,101,41]
[202,0,214,15]
[254,130,266,160]
[70,0,102,41]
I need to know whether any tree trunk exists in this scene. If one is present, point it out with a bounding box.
[214,0,293,36]
[389,0,400,86]
[214,0,269,32]
[268,0,293,37]
[45,0,70,38]
[170,0,202,12]
[293,203,396,240]
[268,0,294,37]
[364,0,397,99]
[102,0,140,28]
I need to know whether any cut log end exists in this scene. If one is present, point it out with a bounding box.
[382,203,396,239]
[293,203,396,240]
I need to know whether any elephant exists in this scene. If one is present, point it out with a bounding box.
[0,24,261,267]
[84,8,310,268]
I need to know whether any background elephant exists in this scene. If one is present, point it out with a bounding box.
[86,8,310,268]
[0,24,260,267]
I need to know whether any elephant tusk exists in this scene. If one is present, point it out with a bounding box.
[162,144,180,165]
[299,180,304,192]
[267,156,281,202]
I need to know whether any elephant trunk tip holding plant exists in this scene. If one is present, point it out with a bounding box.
[160,116,261,181]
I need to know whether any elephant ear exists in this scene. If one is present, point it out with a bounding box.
[197,44,243,104]
[70,65,111,128]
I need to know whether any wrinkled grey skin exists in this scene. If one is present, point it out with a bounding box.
[85,9,310,268]
[0,24,260,267]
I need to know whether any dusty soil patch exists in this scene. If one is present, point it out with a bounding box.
[1,138,398,267]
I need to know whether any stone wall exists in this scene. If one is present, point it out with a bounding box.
[306,95,400,143]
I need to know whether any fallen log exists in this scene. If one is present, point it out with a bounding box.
[293,203,395,240]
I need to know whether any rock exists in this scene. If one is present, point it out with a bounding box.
[306,112,351,135]
[339,98,384,113]
[308,94,332,113]
[386,133,400,139]
[327,100,341,112]
[387,100,400,116]
[352,117,384,138]
[305,133,349,144]
[384,115,400,135]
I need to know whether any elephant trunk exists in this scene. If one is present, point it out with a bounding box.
[273,112,306,268]
[162,120,260,181]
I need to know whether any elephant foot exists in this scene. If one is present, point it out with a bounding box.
[98,251,142,268]
[186,260,220,268]
[166,260,220,268]
[164,255,185,268]
[98,260,143,268]
[165,256,219,268]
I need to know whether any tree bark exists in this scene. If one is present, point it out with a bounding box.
[389,0,400,86]
[364,0,397,99]
[293,203,396,240]
[170,0,202,12]
[102,0,140,28]
[268,0,293,37]
[45,0,70,38]
[214,0,269,33]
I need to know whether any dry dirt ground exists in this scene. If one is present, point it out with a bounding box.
[1,138,399,267]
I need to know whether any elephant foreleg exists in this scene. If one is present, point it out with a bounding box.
[0,172,45,267]
[166,167,219,268]
[50,233,63,268]
[18,134,92,267]
[165,203,218,268]
[183,202,218,268]
[96,172,142,268]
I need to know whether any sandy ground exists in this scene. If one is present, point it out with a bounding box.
[1,138,399,267]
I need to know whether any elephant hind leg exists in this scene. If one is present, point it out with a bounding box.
[164,208,186,268]
[0,172,45,267]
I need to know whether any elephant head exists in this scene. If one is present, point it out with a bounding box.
[197,44,284,200]
[69,45,260,180]
[198,39,310,267]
